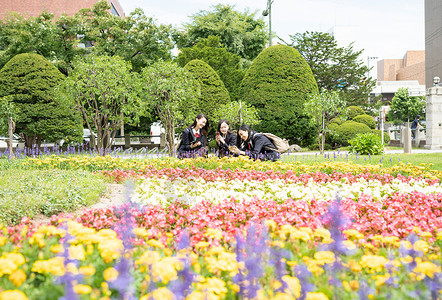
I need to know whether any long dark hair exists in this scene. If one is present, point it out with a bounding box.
[237,124,253,147]
[217,119,233,135]
[190,113,210,136]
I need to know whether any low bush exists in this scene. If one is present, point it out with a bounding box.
[332,121,371,146]
[349,132,385,155]
[345,106,365,119]
[371,129,390,144]
[353,114,376,129]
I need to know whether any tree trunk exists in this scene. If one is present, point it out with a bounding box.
[8,117,14,158]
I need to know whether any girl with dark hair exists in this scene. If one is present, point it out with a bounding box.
[229,124,280,161]
[215,119,237,157]
[178,113,209,158]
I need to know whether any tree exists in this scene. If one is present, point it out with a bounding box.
[239,45,319,146]
[74,1,174,72]
[0,53,82,148]
[176,36,245,101]
[56,54,144,154]
[387,88,425,123]
[141,61,200,156]
[212,101,260,130]
[0,12,82,75]
[304,90,346,153]
[284,31,376,106]
[0,96,19,157]
[176,4,267,62]
[183,59,230,130]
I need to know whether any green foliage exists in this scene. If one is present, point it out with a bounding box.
[184,60,230,129]
[176,4,267,61]
[333,121,371,146]
[212,101,260,130]
[0,53,82,147]
[0,169,105,225]
[75,1,174,72]
[349,132,385,155]
[239,45,319,146]
[330,117,345,126]
[0,96,19,137]
[57,54,143,154]
[353,114,376,129]
[304,89,346,153]
[285,31,375,106]
[371,129,391,145]
[346,106,365,120]
[141,61,201,155]
[176,36,245,101]
[387,88,425,122]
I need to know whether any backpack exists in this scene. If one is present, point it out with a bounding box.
[260,132,290,153]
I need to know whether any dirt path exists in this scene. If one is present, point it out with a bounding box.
[32,183,126,225]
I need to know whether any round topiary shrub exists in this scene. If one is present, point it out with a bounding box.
[0,53,82,148]
[353,114,376,129]
[184,59,230,128]
[345,106,365,120]
[349,132,385,155]
[239,44,318,146]
[333,120,371,146]
[330,117,345,126]
[371,129,390,145]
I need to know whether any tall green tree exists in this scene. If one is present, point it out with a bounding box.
[284,31,375,107]
[176,4,267,62]
[304,90,347,154]
[0,12,82,74]
[212,101,260,130]
[141,61,200,156]
[387,88,425,123]
[74,1,174,72]
[239,45,318,146]
[176,36,245,101]
[0,53,82,148]
[56,55,144,154]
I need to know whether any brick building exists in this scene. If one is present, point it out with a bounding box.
[0,0,125,19]
[377,50,426,85]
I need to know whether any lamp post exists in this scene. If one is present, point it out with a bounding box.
[262,0,274,46]
[434,76,440,87]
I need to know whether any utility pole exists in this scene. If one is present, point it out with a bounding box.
[262,0,274,46]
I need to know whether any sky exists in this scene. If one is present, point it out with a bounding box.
[117,0,425,79]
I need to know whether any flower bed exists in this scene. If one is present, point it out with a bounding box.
[1,158,442,299]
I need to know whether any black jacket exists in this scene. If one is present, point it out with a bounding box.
[239,131,280,161]
[178,127,207,158]
[217,132,237,157]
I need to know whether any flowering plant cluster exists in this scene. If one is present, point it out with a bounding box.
[1,199,442,300]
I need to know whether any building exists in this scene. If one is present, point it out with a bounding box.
[377,51,426,85]
[0,0,125,19]
[425,0,442,88]
[371,80,426,102]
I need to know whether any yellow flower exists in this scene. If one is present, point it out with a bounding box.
[314,251,335,265]
[196,277,227,298]
[414,240,429,253]
[69,245,86,261]
[374,273,390,286]
[414,261,441,279]
[103,267,119,282]
[381,236,399,245]
[273,292,295,300]
[195,241,210,249]
[148,239,164,249]
[265,219,277,231]
[133,228,149,237]
[150,287,174,300]
[282,275,301,298]
[420,231,433,238]
[306,292,329,300]
[8,269,26,287]
[32,257,65,276]
[349,280,359,291]
[136,250,161,266]
[343,229,364,240]
[0,290,28,300]
[205,228,223,240]
[50,244,63,254]
[29,232,45,248]
[360,255,389,272]
[74,284,92,294]
[151,257,181,284]
[270,240,285,248]
[186,291,205,300]
[314,228,331,240]
[0,236,7,246]
[79,266,96,276]
[343,240,356,250]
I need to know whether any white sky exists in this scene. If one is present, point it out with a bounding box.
[118,0,425,79]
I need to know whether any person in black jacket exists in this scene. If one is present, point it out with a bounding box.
[229,124,280,161]
[178,113,209,158]
[215,119,237,158]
